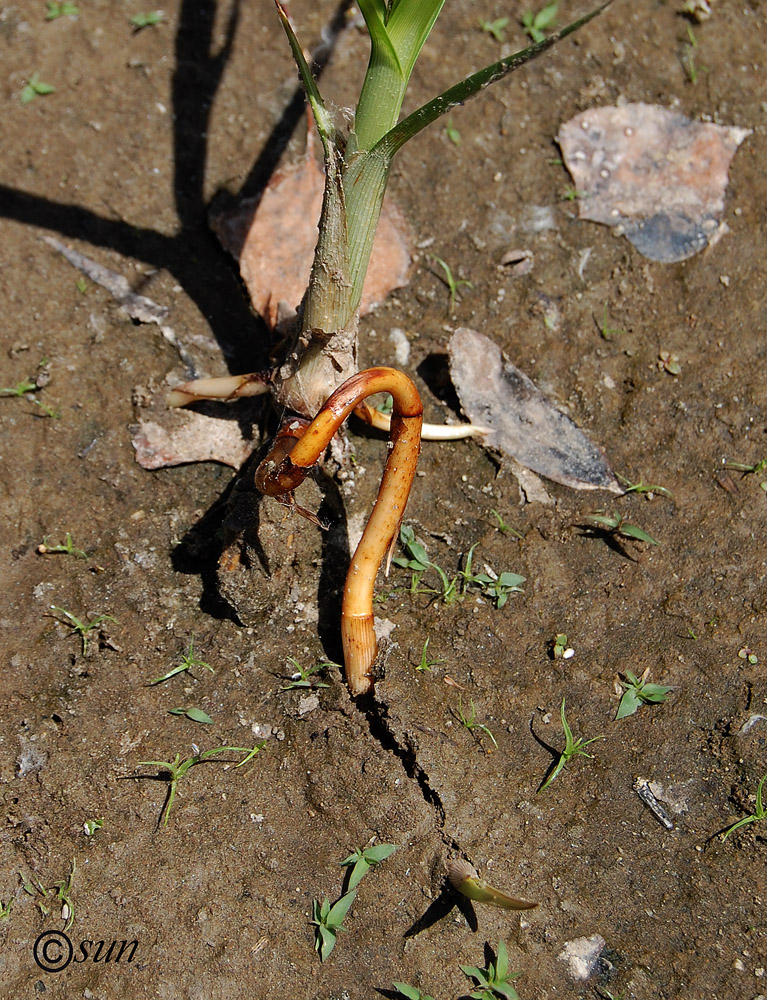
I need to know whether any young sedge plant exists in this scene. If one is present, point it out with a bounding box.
[415,637,443,673]
[37,532,87,558]
[281,655,335,690]
[721,773,767,841]
[136,743,265,827]
[431,255,473,312]
[538,697,605,791]
[48,606,116,656]
[454,695,498,751]
[169,0,613,696]
[461,939,523,1000]
[616,472,673,499]
[585,510,660,546]
[150,637,213,685]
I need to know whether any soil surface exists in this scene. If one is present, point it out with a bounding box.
[1,2,766,998]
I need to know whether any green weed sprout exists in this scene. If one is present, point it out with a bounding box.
[539,697,604,791]
[83,818,104,836]
[585,511,660,546]
[311,890,356,962]
[46,2,79,18]
[461,939,522,1000]
[490,509,523,538]
[479,16,510,42]
[393,983,435,1000]
[615,668,671,720]
[341,843,398,890]
[20,73,55,104]
[724,456,767,492]
[616,472,673,499]
[0,898,12,920]
[137,743,266,826]
[0,376,58,416]
[38,532,87,558]
[281,656,333,690]
[596,304,625,341]
[168,706,214,724]
[150,637,213,684]
[415,638,443,673]
[49,606,117,656]
[130,11,164,30]
[53,859,76,932]
[455,696,498,750]
[721,774,767,841]
[431,255,473,311]
[522,2,558,42]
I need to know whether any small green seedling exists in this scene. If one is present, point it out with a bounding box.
[46,1,79,18]
[615,668,671,720]
[415,638,443,673]
[445,121,461,144]
[168,706,214,725]
[341,843,398,891]
[539,697,605,791]
[431,255,473,312]
[724,456,767,493]
[83,818,103,836]
[0,899,13,920]
[658,350,681,375]
[596,304,625,341]
[0,376,58,417]
[490,509,523,538]
[552,633,573,659]
[49,606,116,656]
[461,939,522,1000]
[394,525,458,601]
[37,532,87,558]
[682,25,705,84]
[137,743,265,826]
[130,10,164,30]
[561,186,588,201]
[75,276,88,294]
[281,656,333,690]
[455,696,498,751]
[585,511,660,546]
[393,983,435,1000]
[616,472,673,499]
[150,637,213,684]
[311,890,356,962]
[479,16,510,42]
[522,1,558,42]
[721,773,766,841]
[20,73,55,104]
[53,858,76,931]
[738,646,759,665]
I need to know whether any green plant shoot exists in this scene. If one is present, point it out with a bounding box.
[341,843,398,890]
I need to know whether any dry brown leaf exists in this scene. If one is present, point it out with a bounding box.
[558,104,751,262]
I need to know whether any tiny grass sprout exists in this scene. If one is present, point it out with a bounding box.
[415,638,442,673]
[615,668,671,720]
[311,890,356,962]
[552,633,573,659]
[585,511,660,546]
[53,858,76,931]
[461,939,522,1000]
[137,743,265,826]
[539,697,605,791]
[0,376,58,417]
[738,646,758,665]
[394,525,457,601]
[0,898,12,920]
[37,532,87,558]
[49,606,116,656]
[20,72,55,104]
[341,843,398,891]
[658,350,681,375]
[130,10,164,30]
[150,637,213,684]
[445,121,461,145]
[46,1,78,18]
[721,773,766,841]
[596,304,625,341]
[479,16,510,42]
[430,255,473,312]
[393,983,435,1000]
[83,818,104,836]
[75,276,88,294]
[490,509,523,538]
[561,186,588,201]
[616,472,673,499]
[682,26,705,84]
[723,457,767,492]
[281,655,332,690]
[455,696,498,751]
[522,1,558,42]
[168,706,214,724]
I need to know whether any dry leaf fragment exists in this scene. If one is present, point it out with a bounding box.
[558,104,751,262]
[449,328,620,493]
[131,412,255,469]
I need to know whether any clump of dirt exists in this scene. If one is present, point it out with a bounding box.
[1,2,765,998]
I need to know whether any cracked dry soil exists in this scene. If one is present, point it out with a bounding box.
[1,1,766,998]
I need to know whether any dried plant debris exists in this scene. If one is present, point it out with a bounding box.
[449,328,620,493]
[558,104,751,262]
[212,148,412,329]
